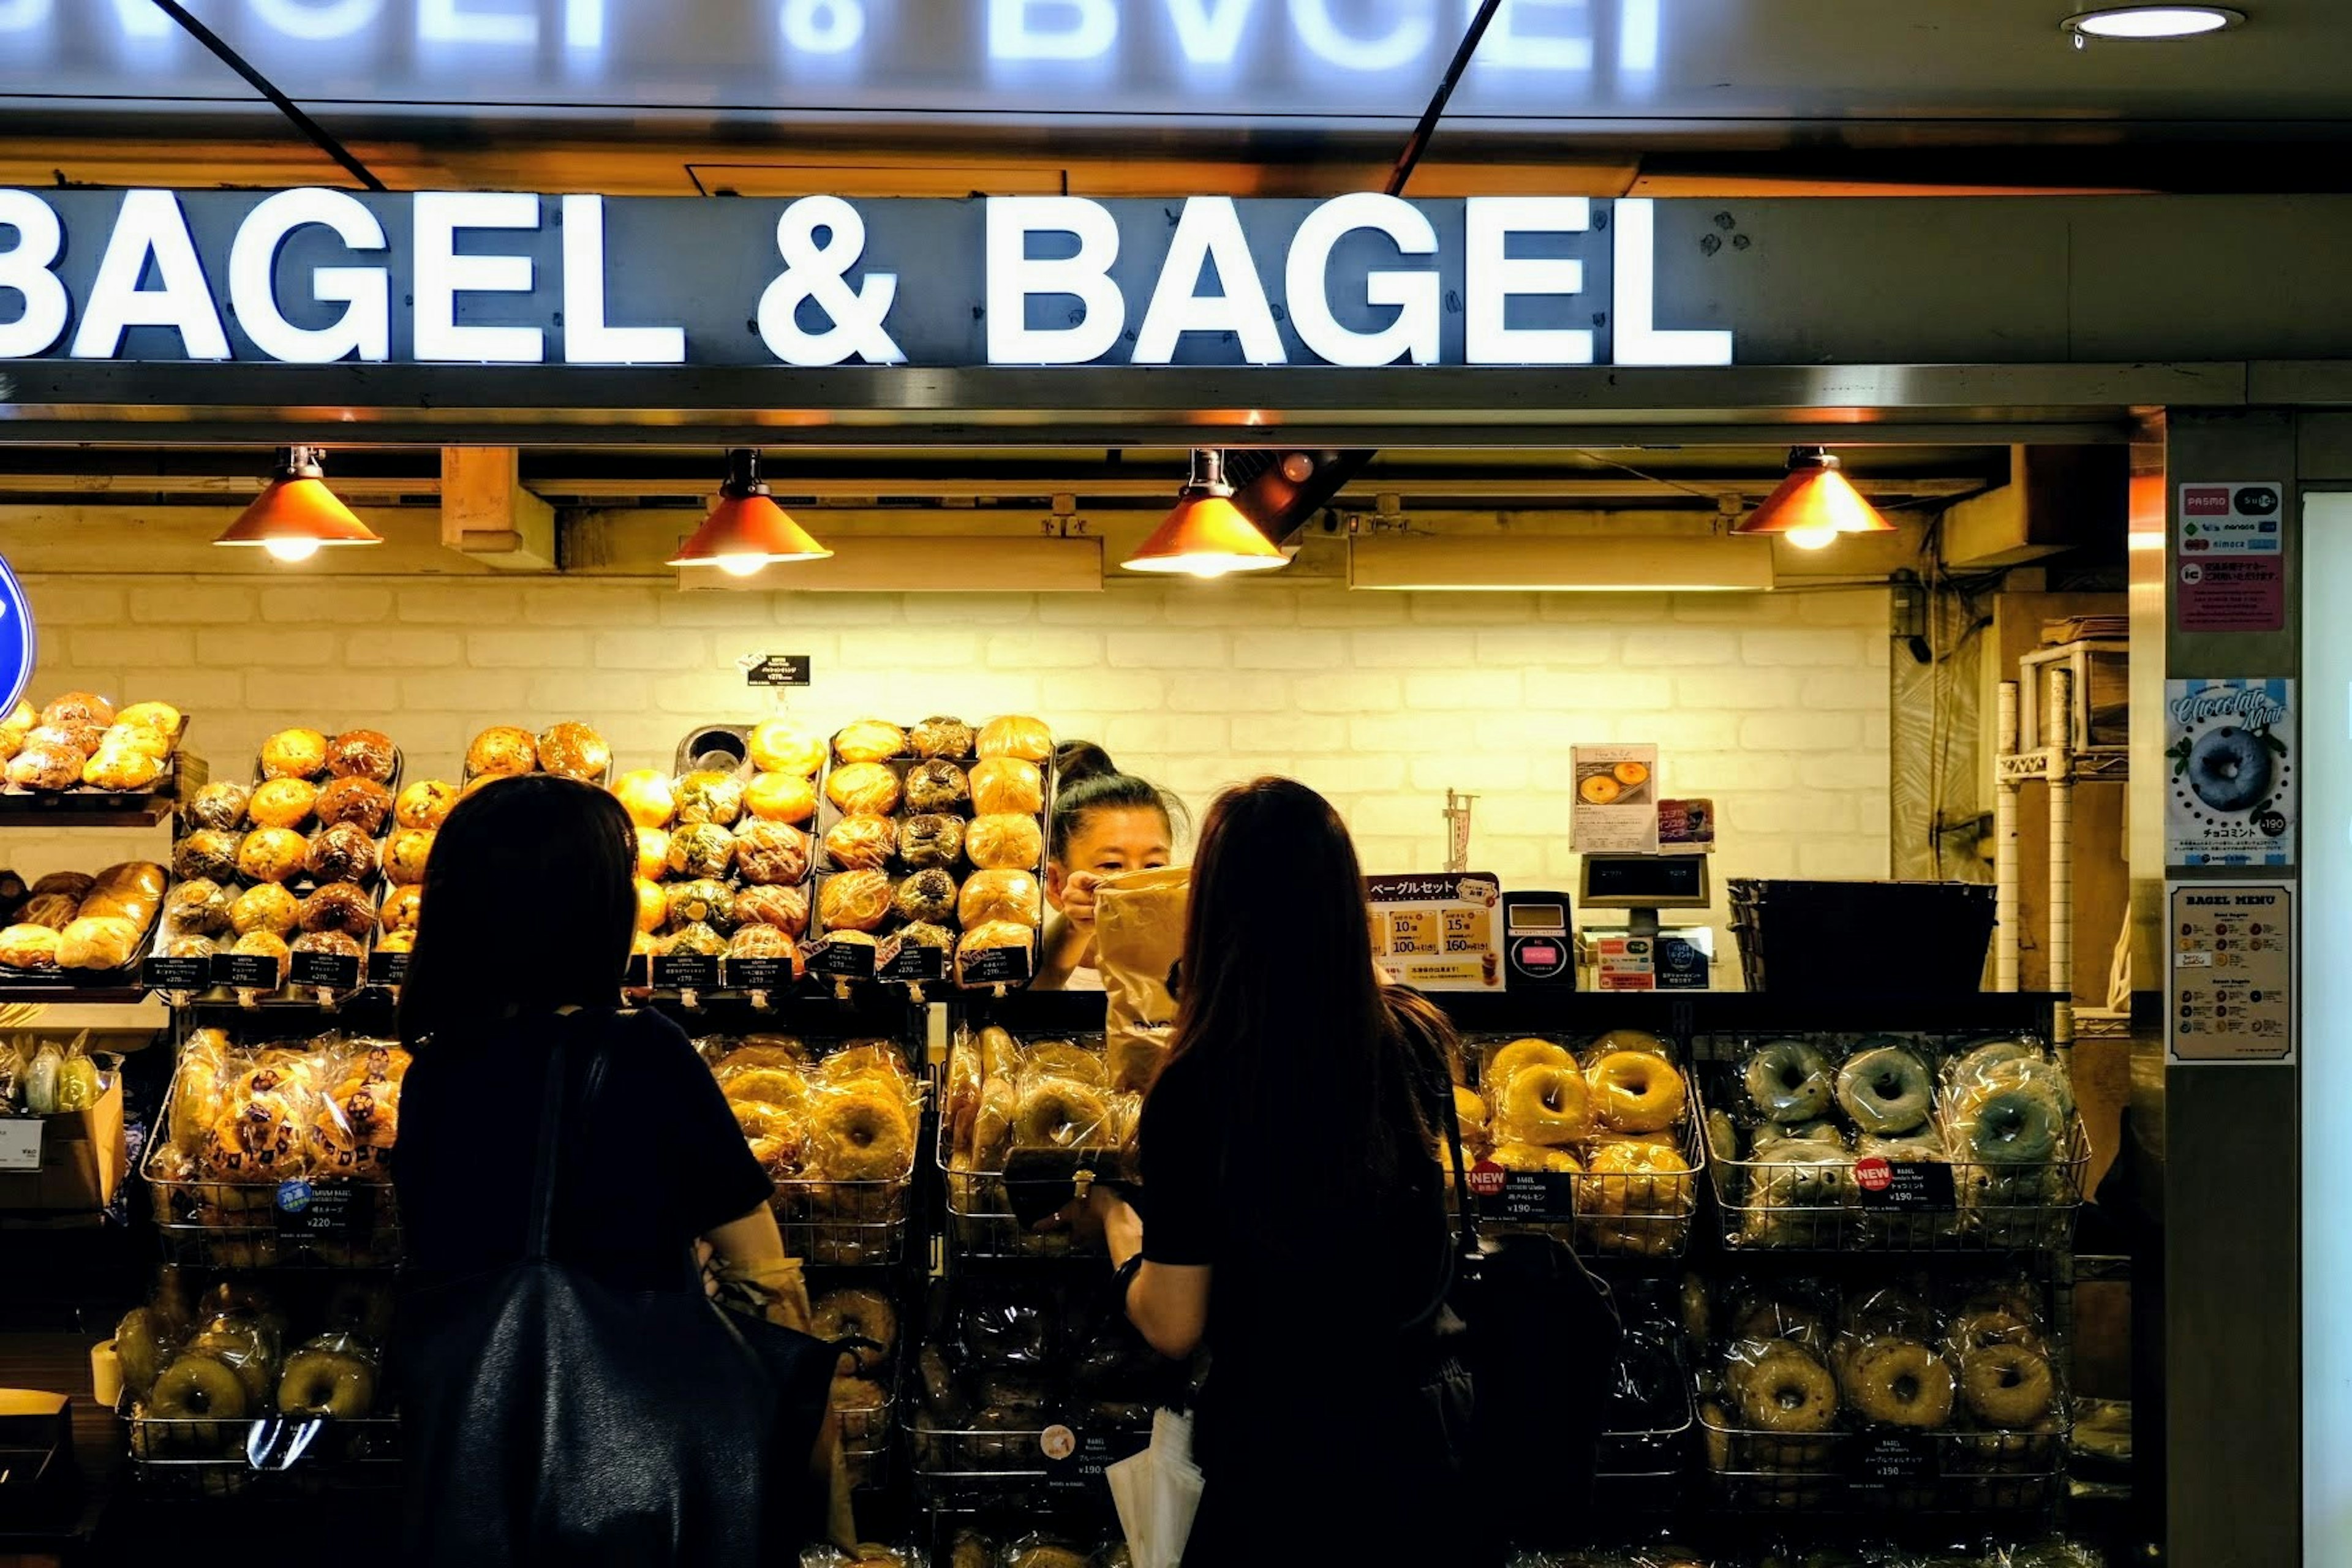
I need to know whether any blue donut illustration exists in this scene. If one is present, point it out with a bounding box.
[2187,725,2272,813]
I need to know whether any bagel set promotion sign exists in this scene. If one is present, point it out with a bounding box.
[2164,677,2295,868]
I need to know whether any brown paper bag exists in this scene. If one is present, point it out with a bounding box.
[1095,866,1190,1093]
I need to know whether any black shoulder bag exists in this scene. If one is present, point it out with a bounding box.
[398,1020,837,1567]
[1419,1084,1624,1551]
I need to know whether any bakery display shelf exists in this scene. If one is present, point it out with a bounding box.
[0,730,202,827]
[1701,1096,2092,1256]
[119,1403,399,1498]
[178,990,401,1027]
[1697,1403,2069,1517]
[1436,992,2065,1046]
[775,1175,912,1269]
[908,1411,1150,1514]
[0,974,153,1005]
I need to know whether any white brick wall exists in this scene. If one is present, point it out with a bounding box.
[5,575,1893,967]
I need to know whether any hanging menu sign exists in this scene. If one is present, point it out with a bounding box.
[2167,881,2295,1066]
[2164,678,2294,867]
[744,654,813,688]
[1570,744,1660,854]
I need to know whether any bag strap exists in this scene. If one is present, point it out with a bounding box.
[523,1014,612,1264]
[1438,1074,1480,1262]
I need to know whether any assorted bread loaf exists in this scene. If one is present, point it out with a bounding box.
[0,862,167,973]
[0,692,184,793]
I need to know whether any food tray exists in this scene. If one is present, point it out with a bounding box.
[119,1400,400,1498]
[1697,1401,2068,1515]
[1703,1085,2092,1254]
[0,714,199,826]
[773,1175,910,1268]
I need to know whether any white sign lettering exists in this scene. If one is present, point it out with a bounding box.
[412,190,544,364]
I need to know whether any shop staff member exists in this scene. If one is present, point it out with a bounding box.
[1035,741,1183,991]
[1077,778,1483,1566]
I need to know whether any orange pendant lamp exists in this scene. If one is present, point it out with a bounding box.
[668,449,832,577]
[1735,448,1898,551]
[1122,449,1289,578]
[212,446,382,563]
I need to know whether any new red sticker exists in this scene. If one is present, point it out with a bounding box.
[1467,1160,1507,1198]
[1853,1156,1894,1193]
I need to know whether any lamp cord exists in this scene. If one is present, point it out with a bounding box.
[1385,0,1505,197]
[146,0,388,192]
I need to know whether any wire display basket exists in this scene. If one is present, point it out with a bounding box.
[1596,1377,1696,1512]
[143,1158,402,1270]
[1708,1110,2093,1254]
[1697,1401,2068,1515]
[910,1410,1148,1513]
[836,1378,897,1493]
[772,1175,911,1268]
[937,1162,1103,1261]
[1471,1117,1708,1263]
[120,1404,400,1498]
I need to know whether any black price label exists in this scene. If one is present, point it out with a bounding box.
[725,955,793,992]
[1041,1423,1148,1497]
[1855,1431,1940,1483]
[142,955,211,992]
[959,943,1033,988]
[805,937,877,981]
[214,952,285,990]
[288,949,361,991]
[878,941,946,984]
[368,949,412,988]
[1852,1158,1958,1211]
[745,654,812,688]
[1495,1170,1578,1222]
[653,951,722,991]
[273,1180,372,1238]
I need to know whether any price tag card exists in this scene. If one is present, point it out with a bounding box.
[142,954,212,992]
[725,956,794,992]
[744,654,812,688]
[1854,1431,1940,1484]
[805,937,878,982]
[214,952,285,990]
[1041,1422,1149,1497]
[958,943,1033,988]
[0,1117,44,1172]
[1852,1157,1956,1211]
[368,949,412,988]
[653,951,722,991]
[273,1180,371,1237]
[288,949,361,991]
[1496,1170,1578,1222]
[878,941,946,985]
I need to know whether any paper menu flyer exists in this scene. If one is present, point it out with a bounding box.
[1366,872,1502,992]
[1570,744,1659,854]
[2164,677,2294,868]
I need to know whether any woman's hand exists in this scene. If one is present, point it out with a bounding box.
[1053,1182,1139,1256]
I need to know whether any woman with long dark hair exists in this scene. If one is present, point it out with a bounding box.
[1080,777,1480,1566]
[391,774,827,1564]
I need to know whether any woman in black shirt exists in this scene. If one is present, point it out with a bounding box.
[1082,777,1483,1566]
[390,774,806,1563]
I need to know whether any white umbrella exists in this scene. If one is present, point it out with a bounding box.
[1107,1408,1204,1568]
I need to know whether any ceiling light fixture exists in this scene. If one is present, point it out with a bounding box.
[668,448,832,577]
[1732,448,1898,552]
[2064,6,2243,43]
[211,445,382,562]
[1121,450,1289,578]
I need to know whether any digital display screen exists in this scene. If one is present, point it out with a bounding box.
[1509,902,1567,934]
[1585,857,1706,903]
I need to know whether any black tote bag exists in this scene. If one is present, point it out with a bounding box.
[397,1022,837,1568]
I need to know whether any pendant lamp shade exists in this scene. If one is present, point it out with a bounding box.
[1734,448,1897,551]
[1122,450,1288,577]
[212,447,381,560]
[668,450,833,575]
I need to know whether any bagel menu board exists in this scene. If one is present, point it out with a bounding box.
[2163,678,2294,868]
[1570,743,1660,854]
[2167,881,2294,1066]
[1366,873,1502,992]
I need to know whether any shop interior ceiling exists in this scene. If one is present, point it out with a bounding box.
[6,0,2352,194]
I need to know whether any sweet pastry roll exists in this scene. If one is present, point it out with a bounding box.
[230,883,300,938]
[824,814,897,871]
[959,870,1042,929]
[666,879,736,932]
[165,879,234,937]
[535,722,609,783]
[0,924,61,968]
[899,813,964,870]
[386,829,435,886]
[666,823,736,880]
[969,759,1044,817]
[83,743,164,791]
[466,725,538,778]
[892,869,959,924]
[7,740,85,791]
[966,814,1043,871]
[976,715,1052,763]
[832,719,907,765]
[825,762,901,817]
[746,771,818,824]
[379,886,423,933]
[395,779,458,831]
[315,776,394,835]
[236,827,309,884]
[306,823,381,885]
[675,769,746,827]
[820,871,893,933]
[904,760,970,814]
[734,884,810,938]
[98,722,173,761]
[728,924,796,961]
[663,922,728,958]
[325,729,398,783]
[187,781,251,833]
[734,821,813,886]
[230,930,293,985]
[748,718,826,778]
[300,883,380,940]
[260,728,329,781]
[175,830,243,885]
[908,716,976,760]
[292,930,366,963]
[612,770,676,830]
[635,879,668,933]
[17,892,77,931]
[248,777,320,829]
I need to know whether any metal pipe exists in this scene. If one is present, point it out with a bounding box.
[2046,666,2076,1047]
[1995,680,2021,993]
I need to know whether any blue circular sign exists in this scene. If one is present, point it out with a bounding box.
[275,1178,315,1215]
[0,554,32,721]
